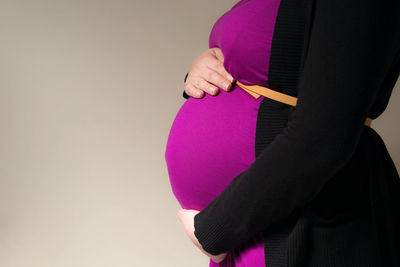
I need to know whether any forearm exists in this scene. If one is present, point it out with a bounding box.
[193,0,400,256]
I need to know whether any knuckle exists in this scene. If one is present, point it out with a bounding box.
[208,59,218,68]
[210,72,220,83]
[203,68,213,80]
[201,81,214,94]
[216,67,226,77]
[185,83,193,94]
[194,79,202,89]
[216,63,226,73]
[198,79,206,88]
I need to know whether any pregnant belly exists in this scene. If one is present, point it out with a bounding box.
[165,85,264,210]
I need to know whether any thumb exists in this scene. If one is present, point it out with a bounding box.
[213,48,225,62]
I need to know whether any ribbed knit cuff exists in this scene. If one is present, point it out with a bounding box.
[193,210,229,256]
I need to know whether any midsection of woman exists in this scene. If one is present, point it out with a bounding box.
[165,0,281,266]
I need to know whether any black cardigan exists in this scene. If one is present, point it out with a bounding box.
[181,0,400,266]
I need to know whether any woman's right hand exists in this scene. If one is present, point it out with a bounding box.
[184,48,235,98]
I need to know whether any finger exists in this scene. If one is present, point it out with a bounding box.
[211,60,235,84]
[204,67,233,92]
[186,209,200,212]
[185,82,204,98]
[211,48,235,83]
[195,78,219,96]
[177,209,184,220]
[213,48,225,63]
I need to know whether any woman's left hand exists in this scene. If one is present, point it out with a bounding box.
[177,209,228,263]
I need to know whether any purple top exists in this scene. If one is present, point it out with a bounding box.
[165,0,280,266]
[209,0,281,87]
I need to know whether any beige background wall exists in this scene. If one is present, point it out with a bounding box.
[0,1,399,267]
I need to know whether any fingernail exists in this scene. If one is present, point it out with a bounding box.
[209,87,216,94]
[227,75,234,83]
[223,82,229,90]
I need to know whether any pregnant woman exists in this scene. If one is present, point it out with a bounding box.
[165,0,400,266]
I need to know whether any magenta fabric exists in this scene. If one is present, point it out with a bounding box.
[165,0,281,266]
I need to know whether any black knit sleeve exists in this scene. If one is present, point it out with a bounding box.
[182,72,190,99]
[193,0,400,256]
